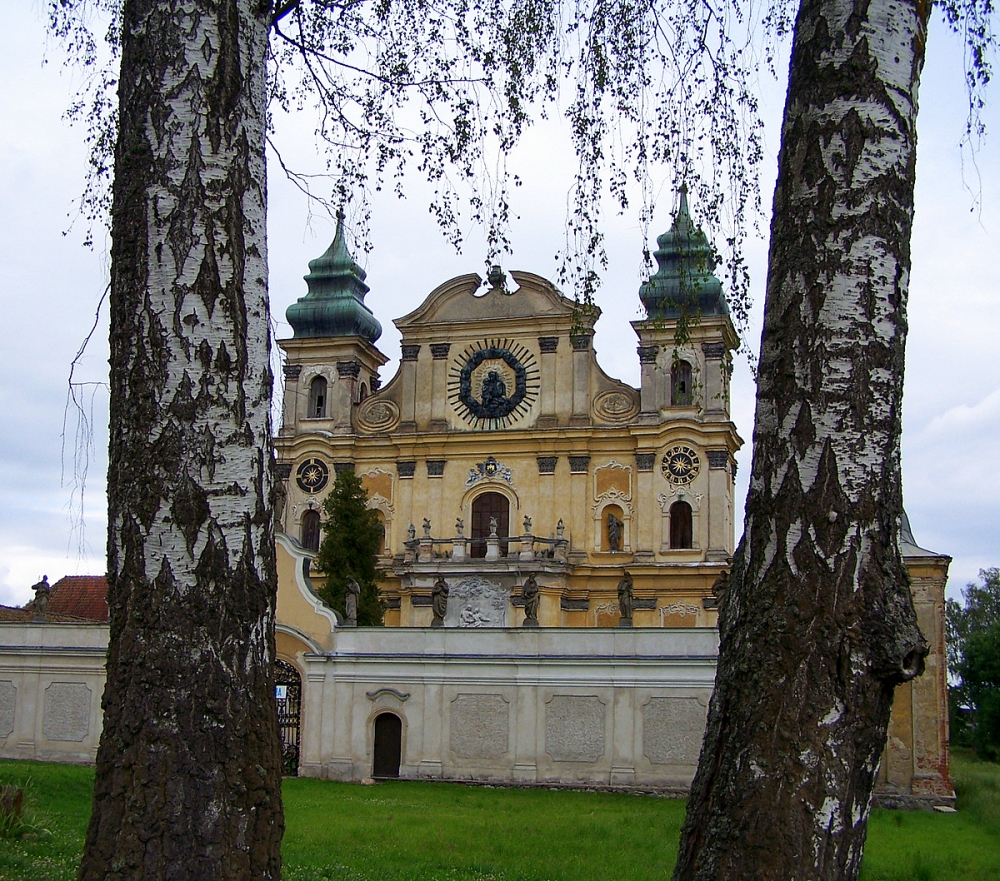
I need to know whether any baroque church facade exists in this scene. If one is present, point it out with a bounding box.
[261,193,953,803]
[0,193,953,805]
[275,190,741,629]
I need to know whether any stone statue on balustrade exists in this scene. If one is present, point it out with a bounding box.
[345,578,361,626]
[31,576,50,622]
[431,577,449,627]
[521,575,540,627]
[617,570,634,627]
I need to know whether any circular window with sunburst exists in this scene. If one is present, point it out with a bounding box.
[295,457,329,493]
[661,445,701,485]
[448,339,539,429]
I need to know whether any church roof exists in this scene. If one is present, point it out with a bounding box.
[285,213,382,342]
[900,510,947,559]
[639,186,729,320]
[11,575,110,623]
[0,606,95,623]
[47,575,110,621]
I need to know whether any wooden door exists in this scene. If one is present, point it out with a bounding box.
[372,713,402,778]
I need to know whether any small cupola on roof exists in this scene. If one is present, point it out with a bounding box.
[639,186,728,320]
[285,213,382,342]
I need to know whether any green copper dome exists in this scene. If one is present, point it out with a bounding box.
[639,186,728,320]
[286,214,382,342]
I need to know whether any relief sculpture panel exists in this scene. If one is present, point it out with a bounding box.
[450,693,509,759]
[642,696,707,765]
[0,681,15,738]
[545,695,605,763]
[42,682,91,743]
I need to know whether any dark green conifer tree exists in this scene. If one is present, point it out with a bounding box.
[316,469,385,626]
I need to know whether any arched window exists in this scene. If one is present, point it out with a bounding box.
[470,492,509,558]
[670,501,693,549]
[357,382,368,403]
[308,376,327,418]
[301,509,321,552]
[671,360,693,406]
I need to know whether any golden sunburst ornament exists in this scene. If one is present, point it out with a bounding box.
[295,458,329,493]
[661,445,700,485]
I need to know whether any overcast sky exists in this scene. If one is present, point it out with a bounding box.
[1,5,997,607]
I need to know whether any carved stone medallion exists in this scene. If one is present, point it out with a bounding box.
[593,389,640,422]
[357,399,400,433]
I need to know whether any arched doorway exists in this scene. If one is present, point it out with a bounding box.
[274,659,302,776]
[372,713,402,778]
[470,491,509,558]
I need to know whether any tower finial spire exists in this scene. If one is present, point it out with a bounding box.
[285,214,382,342]
[638,185,728,320]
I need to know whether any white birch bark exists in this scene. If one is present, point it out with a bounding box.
[674,0,931,877]
[80,1,283,877]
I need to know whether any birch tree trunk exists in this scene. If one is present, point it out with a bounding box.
[674,0,931,877]
[79,1,283,878]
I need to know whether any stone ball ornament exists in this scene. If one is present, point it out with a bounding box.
[448,339,539,428]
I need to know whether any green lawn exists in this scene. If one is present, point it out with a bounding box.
[1,756,997,881]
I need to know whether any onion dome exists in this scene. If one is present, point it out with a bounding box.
[639,186,728,320]
[285,213,382,342]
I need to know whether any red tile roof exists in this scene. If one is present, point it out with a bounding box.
[47,575,109,622]
[0,605,97,624]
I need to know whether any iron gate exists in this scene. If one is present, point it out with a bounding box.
[274,659,301,776]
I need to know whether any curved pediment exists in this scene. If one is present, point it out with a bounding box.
[395,271,584,329]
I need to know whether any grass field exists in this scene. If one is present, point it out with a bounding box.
[1,753,997,881]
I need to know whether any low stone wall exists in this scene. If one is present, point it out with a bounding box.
[0,623,108,764]
[301,626,719,788]
[0,616,953,805]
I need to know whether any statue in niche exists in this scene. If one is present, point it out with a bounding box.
[521,575,540,627]
[617,570,634,627]
[31,576,50,622]
[431,577,449,627]
[345,578,361,626]
[607,511,624,552]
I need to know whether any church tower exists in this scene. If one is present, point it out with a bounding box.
[631,185,740,564]
[279,213,387,440]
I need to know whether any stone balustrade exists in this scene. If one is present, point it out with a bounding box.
[401,529,568,565]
